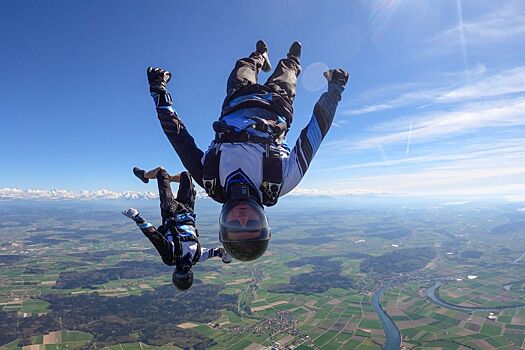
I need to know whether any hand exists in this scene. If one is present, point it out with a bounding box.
[147,67,172,93]
[220,248,232,264]
[122,208,143,223]
[323,69,349,87]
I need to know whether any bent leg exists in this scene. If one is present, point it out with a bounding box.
[175,171,196,212]
[157,109,204,187]
[144,167,180,182]
[265,56,301,106]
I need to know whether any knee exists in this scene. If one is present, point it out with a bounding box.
[156,167,168,180]
[180,171,192,182]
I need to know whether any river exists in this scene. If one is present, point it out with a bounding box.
[513,250,525,264]
[426,282,525,312]
[372,286,401,350]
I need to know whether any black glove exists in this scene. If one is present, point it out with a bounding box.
[147,67,172,93]
[323,69,349,97]
[147,67,173,107]
[324,69,349,86]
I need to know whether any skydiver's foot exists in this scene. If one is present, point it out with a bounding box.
[287,41,302,59]
[133,167,149,184]
[256,40,272,73]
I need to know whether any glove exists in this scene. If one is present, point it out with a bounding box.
[324,69,349,97]
[323,69,349,87]
[220,248,232,264]
[147,67,173,108]
[122,208,145,224]
[147,67,172,93]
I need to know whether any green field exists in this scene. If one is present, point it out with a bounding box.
[1,200,525,349]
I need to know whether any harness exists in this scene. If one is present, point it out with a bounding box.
[160,213,201,265]
[203,141,282,207]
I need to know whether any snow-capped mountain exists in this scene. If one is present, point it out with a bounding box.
[0,187,386,201]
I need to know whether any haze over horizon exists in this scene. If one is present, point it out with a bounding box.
[2,0,524,201]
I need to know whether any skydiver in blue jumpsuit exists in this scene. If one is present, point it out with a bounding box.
[122,168,231,290]
[146,40,349,262]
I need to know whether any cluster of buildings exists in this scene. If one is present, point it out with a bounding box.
[222,311,319,350]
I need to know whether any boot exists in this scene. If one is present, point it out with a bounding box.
[256,40,272,73]
[287,41,302,59]
[133,167,149,184]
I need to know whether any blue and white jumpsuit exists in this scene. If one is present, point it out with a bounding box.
[154,49,345,204]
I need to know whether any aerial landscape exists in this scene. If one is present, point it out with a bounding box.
[2,1,525,349]
[1,196,524,350]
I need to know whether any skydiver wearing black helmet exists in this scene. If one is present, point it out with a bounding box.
[122,167,231,291]
[146,40,349,261]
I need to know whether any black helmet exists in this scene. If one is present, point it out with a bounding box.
[219,198,271,261]
[172,268,193,290]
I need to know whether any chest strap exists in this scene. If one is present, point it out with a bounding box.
[261,145,282,207]
[203,144,226,203]
[202,143,282,207]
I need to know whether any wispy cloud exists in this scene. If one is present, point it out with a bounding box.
[332,163,525,197]
[436,66,525,102]
[319,139,525,172]
[310,136,525,199]
[350,96,525,150]
[436,3,525,44]
[344,65,525,117]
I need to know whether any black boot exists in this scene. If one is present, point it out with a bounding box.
[133,167,149,184]
[288,41,302,59]
[256,40,272,73]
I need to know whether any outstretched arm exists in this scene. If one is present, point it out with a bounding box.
[122,208,176,266]
[198,246,232,263]
[280,69,349,196]
[147,67,205,187]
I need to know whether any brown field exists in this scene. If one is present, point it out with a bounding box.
[251,300,288,312]
[511,316,525,325]
[22,345,43,350]
[43,331,60,344]
[176,322,199,329]
[226,278,252,285]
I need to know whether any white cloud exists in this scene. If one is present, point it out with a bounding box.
[319,139,525,172]
[312,134,525,199]
[437,66,525,102]
[436,3,525,44]
[288,187,387,197]
[349,96,525,150]
[343,66,525,117]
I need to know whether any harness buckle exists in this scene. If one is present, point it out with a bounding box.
[203,178,216,196]
[261,181,281,203]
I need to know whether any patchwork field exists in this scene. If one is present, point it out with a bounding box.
[1,198,524,349]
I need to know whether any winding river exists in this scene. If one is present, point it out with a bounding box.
[371,280,525,350]
[426,282,525,312]
[372,286,401,350]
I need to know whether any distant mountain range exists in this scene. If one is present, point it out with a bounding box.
[0,187,386,201]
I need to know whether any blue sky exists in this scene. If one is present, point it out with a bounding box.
[1,0,524,200]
